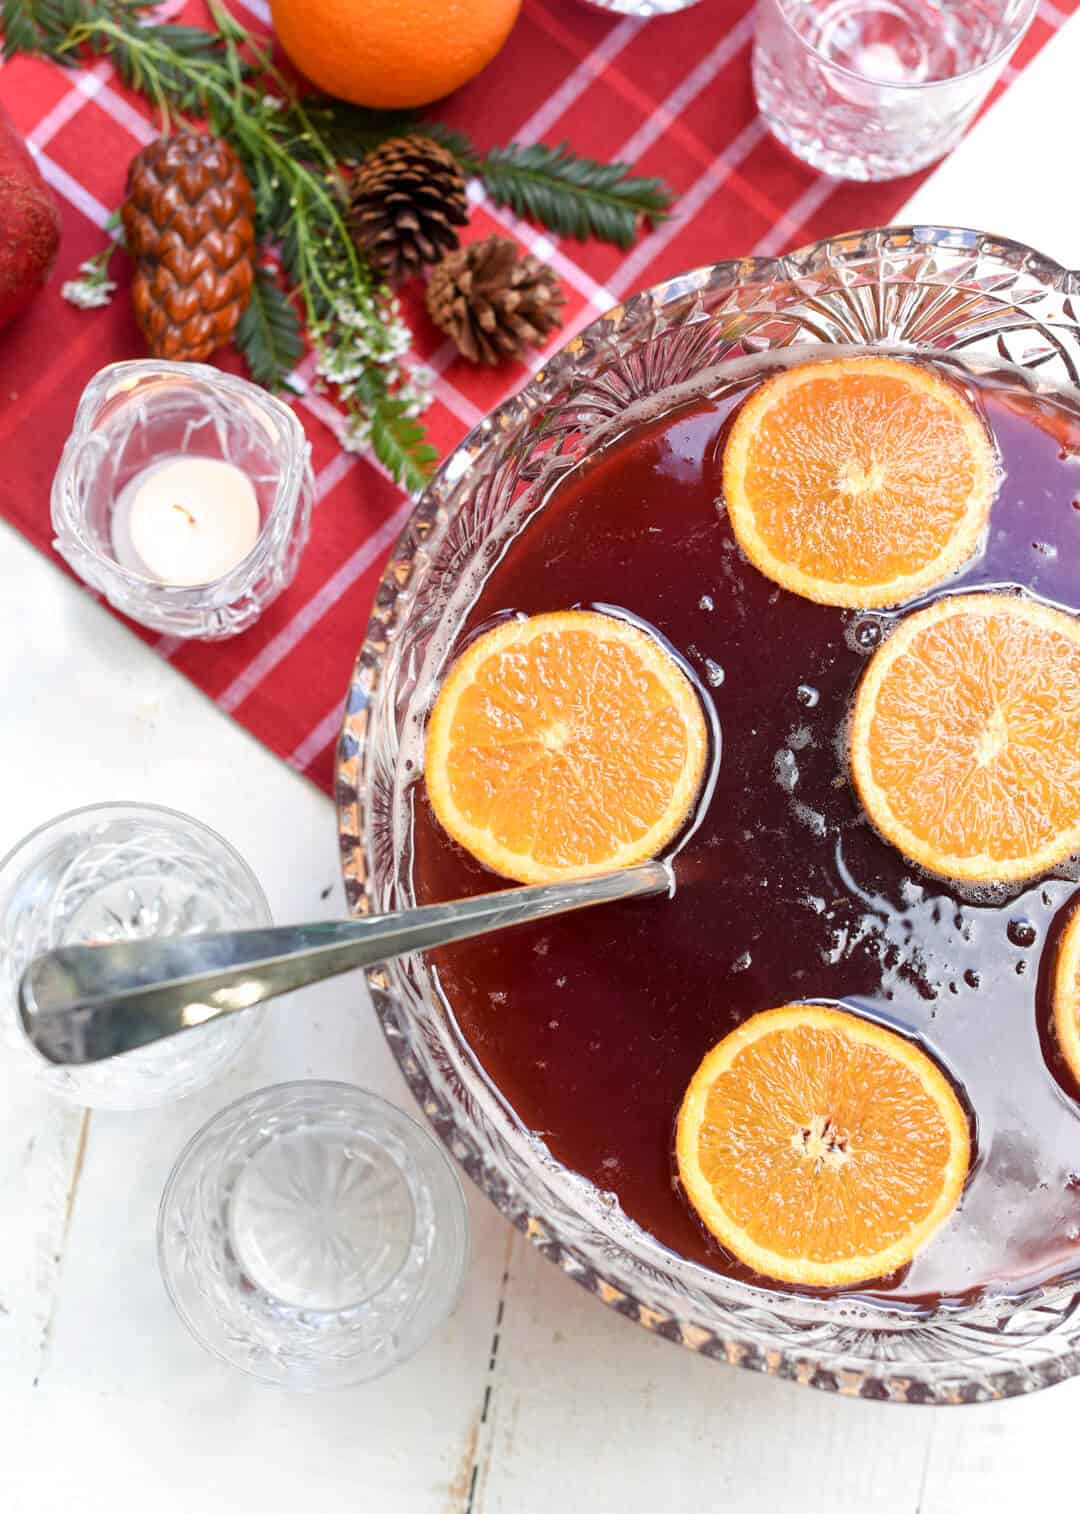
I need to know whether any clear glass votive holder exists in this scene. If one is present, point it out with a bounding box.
[51,360,314,640]
[158,1082,470,1389]
[0,803,270,1110]
[752,0,1038,181]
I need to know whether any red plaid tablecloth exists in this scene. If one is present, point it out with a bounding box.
[0,0,1073,794]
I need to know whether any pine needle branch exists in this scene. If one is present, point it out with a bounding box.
[471,141,673,249]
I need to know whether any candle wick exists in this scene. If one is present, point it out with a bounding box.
[170,504,198,527]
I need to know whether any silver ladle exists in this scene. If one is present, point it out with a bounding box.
[17,860,671,1066]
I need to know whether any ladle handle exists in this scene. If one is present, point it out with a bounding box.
[18,860,672,1065]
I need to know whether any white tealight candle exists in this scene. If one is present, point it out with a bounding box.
[112,456,261,587]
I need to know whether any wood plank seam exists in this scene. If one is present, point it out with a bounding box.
[913,1412,940,1513]
[453,1228,517,1514]
[32,1110,91,1387]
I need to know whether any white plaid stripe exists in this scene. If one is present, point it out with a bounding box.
[85,74,157,144]
[607,118,767,297]
[616,12,757,165]
[28,140,112,226]
[752,176,838,258]
[288,699,349,770]
[512,14,644,145]
[28,63,110,147]
[229,0,273,23]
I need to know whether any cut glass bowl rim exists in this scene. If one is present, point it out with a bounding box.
[336,225,1080,1405]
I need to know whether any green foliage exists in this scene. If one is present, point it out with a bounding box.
[417,121,478,164]
[1,0,86,55]
[474,141,673,249]
[234,266,305,390]
[2,0,223,81]
[358,374,441,497]
[103,24,229,114]
[370,401,440,497]
[1,1,676,487]
[286,101,420,162]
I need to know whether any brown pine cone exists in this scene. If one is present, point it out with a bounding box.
[122,132,255,362]
[426,236,565,366]
[349,135,468,282]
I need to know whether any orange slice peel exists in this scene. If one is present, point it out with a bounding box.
[722,355,996,608]
[424,610,708,885]
[851,592,1080,883]
[1053,899,1080,1089]
[675,1004,971,1287]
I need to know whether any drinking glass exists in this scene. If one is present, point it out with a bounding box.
[752,0,1038,180]
[0,803,270,1109]
[158,1082,470,1388]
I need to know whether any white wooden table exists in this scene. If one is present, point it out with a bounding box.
[4,27,1080,1510]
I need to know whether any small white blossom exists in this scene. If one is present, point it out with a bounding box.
[315,341,368,384]
[397,365,436,418]
[61,274,116,309]
[369,315,412,365]
[340,411,373,453]
[408,363,437,392]
[334,295,375,329]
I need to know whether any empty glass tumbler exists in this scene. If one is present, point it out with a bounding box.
[158,1082,470,1388]
[753,0,1038,181]
[0,803,269,1109]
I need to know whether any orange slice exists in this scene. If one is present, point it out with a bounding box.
[424,610,708,884]
[675,1004,970,1287]
[851,593,1080,883]
[722,355,996,607]
[1053,898,1080,1089]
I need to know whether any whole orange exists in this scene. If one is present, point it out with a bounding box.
[270,0,523,109]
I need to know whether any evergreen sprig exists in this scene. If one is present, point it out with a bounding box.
[2,0,676,489]
[234,265,304,390]
[467,140,673,249]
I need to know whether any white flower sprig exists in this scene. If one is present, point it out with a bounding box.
[61,217,121,311]
[61,262,117,309]
[313,293,434,458]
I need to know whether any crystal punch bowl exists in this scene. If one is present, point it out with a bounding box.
[336,226,1080,1405]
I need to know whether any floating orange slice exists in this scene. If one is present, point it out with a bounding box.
[851,593,1080,883]
[722,356,996,607]
[1053,899,1080,1089]
[424,611,708,884]
[675,1004,970,1287]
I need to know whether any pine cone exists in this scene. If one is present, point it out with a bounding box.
[122,132,256,362]
[426,236,566,366]
[349,136,468,282]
